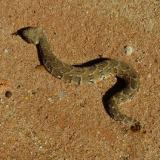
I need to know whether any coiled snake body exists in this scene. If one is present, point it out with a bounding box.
[16,27,140,130]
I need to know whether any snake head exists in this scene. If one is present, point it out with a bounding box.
[13,27,43,45]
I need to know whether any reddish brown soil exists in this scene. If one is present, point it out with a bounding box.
[0,1,160,159]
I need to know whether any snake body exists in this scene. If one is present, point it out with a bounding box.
[16,27,140,130]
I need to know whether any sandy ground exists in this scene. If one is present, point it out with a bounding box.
[0,0,160,159]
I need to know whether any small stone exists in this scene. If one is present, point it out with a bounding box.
[4,48,9,53]
[130,122,141,132]
[124,45,134,56]
[3,48,11,54]
[5,91,12,98]
[48,97,54,103]
[17,85,21,89]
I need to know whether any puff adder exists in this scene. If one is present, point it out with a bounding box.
[16,27,141,131]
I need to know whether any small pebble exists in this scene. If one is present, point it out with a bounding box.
[4,48,9,53]
[48,97,54,103]
[3,48,11,54]
[5,91,12,98]
[17,85,21,89]
[124,46,134,56]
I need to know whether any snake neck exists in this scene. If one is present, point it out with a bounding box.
[37,36,73,79]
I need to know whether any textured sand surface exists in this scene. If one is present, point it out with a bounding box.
[0,0,160,159]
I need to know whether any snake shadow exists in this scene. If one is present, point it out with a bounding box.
[102,77,127,116]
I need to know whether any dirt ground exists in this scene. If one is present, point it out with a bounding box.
[0,0,160,159]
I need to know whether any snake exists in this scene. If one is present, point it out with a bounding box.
[15,26,141,131]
